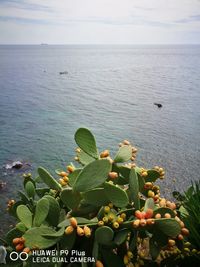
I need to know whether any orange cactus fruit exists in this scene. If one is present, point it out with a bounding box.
[100,150,109,158]
[181,228,189,236]
[108,172,118,180]
[23,247,31,254]
[168,239,176,247]
[135,210,143,219]
[67,165,75,173]
[146,218,155,225]
[12,238,21,245]
[123,140,130,145]
[145,209,154,219]
[164,213,171,219]
[16,243,24,251]
[155,213,161,219]
[140,219,147,227]
[69,217,78,228]
[59,171,68,177]
[96,260,104,267]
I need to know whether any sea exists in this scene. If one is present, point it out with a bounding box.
[0,45,200,233]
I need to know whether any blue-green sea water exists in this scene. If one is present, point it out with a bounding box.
[0,45,200,233]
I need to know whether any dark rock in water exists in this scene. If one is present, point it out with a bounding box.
[59,71,68,75]
[154,103,162,108]
[11,161,23,169]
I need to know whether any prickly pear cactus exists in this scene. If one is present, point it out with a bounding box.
[3,128,195,267]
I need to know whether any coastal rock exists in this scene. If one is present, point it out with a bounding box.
[11,161,23,169]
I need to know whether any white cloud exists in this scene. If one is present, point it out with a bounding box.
[0,0,200,44]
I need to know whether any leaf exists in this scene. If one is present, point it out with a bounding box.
[83,188,109,207]
[144,198,155,212]
[60,188,81,210]
[114,229,130,246]
[25,181,35,198]
[129,168,140,210]
[73,159,112,192]
[114,146,132,163]
[33,197,49,227]
[104,182,129,208]
[23,226,59,249]
[74,128,98,159]
[16,205,32,229]
[95,226,114,245]
[38,167,61,191]
[155,218,181,237]
[43,195,60,226]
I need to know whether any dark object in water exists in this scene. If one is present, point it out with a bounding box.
[154,103,162,108]
[0,181,6,189]
[11,161,23,169]
[59,71,68,75]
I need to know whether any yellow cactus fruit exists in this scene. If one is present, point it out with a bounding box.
[168,239,176,247]
[63,176,69,183]
[104,206,110,213]
[102,217,108,223]
[98,221,104,227]
[127,251,133,258]
[77,226,84,236]
[147,190,155,198]
[83,225,91,238]
[65,226,74,235]
[133,219,140,228]
[155,213,161,219]
[123,254,129,265]
[123,140,130,145]
[117,217,124,224]
[113,222,119,229]
[164,213,171,218]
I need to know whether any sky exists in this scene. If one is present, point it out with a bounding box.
[0,0,200,44]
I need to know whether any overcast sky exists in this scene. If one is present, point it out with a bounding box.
[0,0,200,44]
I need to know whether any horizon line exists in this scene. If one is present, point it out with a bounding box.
[0,43,200,45]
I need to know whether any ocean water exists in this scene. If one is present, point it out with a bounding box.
[0,45,200,232]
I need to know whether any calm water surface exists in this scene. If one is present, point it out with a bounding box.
[0,45,200,232]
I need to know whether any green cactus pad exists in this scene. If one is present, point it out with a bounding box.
[43,195,60,226]
[15,222,27,233]
[60,188,81,210]
[83,188,109,206]
[25,181,35,198]
[68,169,82,187]
[101,248,125,267]
[42,227,65,238]
[60,231,76,250]
[38,167,61,191]
[78,150,95,165]
[16,205,32,229]
[144,198,155,211]
[146,169,160,182]
[35,187,50,197]
[114,229,130,246]
[114,145,132,163]
[23,226,59,249]
[129,168,140,210]
[95,226,114,245]
[33,197,49,227]
[75,128,99,159]
[73,159,112,192]
[104,182,129,207]
[155,218,181,237]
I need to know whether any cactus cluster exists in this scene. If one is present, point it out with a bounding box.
[2,128,199,267]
